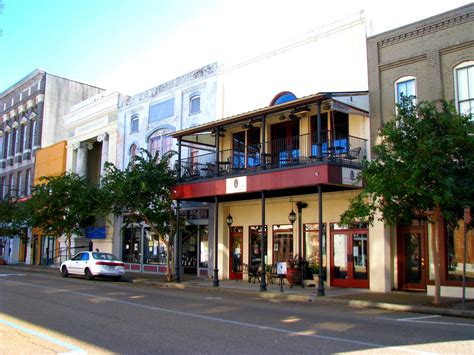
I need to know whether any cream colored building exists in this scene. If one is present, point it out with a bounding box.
[64,91,123,254]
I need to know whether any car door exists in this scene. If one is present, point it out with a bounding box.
[67,252,84,274]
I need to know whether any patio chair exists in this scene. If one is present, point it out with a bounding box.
[344,147,361,161]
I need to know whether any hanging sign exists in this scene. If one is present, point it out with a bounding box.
[226,176,247,194]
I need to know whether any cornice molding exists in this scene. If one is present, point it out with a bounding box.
[377,11,473,49]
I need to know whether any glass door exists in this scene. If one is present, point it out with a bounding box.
[397,226,427,290]
[331,230,369,288]
[229,227,243,280]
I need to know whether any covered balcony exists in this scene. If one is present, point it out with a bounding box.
[172,91,369,200]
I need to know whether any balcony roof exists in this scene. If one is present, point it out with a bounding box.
[171,91,369,139]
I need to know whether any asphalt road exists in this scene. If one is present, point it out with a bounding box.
[1,270,473,354]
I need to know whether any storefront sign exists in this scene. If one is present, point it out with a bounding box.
[277,262,287,275]
[342,168,362,187]
[85,227,106,239]
[226,176,247,194]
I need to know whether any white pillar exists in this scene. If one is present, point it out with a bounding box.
[369,217,392,292]
[75,142,92,178]
[97,133,109,177]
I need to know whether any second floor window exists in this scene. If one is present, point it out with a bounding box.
[130,114,139,133]
[395,76,416,104]
[189,95,200,115]
[129,144,137,162]
[455,62,473,118]
[148,129,173,159]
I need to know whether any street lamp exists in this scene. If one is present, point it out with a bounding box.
[226,213,233,227]
[288,209,296,224]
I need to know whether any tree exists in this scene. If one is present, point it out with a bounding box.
[101,149,177,281]
[0,196,31,260]
[28,172,103,259]
[341,97,474,304]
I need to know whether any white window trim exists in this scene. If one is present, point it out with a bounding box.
[454,61,474,116]
[189,94,201,115]
[130,114,139,134]
[394,76,417,104]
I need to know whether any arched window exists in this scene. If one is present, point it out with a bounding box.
[395,76,416,104]
[130,114,139,133]
[148,129,173,158]
[270,91,297,106]
[129,144,137,161]
[189,94,200,115]
[454,61,474,118]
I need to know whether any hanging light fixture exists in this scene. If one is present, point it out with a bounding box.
[226,213,233,226]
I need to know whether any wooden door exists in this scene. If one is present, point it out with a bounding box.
[397,226,427,291]
[331,230,369,288]
[229,227,243,280]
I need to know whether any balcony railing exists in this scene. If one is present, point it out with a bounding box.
[178,131,367,182]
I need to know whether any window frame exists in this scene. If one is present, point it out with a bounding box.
[394,76,417,105]
[454,61,474,118]
[189,94,201,115]
[130,114,139,134]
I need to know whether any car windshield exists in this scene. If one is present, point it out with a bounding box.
[92,252,119,261]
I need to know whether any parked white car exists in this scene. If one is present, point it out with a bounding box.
[60,251,125,281]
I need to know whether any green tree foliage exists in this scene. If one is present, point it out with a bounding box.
[101,149,176,280]
[0,198,31,240]
[28,172,103,258]
[341,97,474,303]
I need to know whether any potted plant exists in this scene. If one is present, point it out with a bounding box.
[286,255,302,287]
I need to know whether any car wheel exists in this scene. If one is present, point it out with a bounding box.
[61,266,69,278]
[85,268,94,280]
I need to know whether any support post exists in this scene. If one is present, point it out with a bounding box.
[177,137,182,180]
[296,202,307,285]
[213,196,219,286]
[316,100,322,160]
[260,190,267,291]
[175,200,181,283]
[317,184,325,296]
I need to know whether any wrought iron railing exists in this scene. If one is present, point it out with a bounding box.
[178,131,367,182]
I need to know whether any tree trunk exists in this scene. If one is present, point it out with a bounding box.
[66,233,72,260]
[430,205,442,305]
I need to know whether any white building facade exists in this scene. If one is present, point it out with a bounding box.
[116,63,218,275]
[64,91,123,256]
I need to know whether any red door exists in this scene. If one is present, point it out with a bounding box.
[229,227,243,280]
[330,230,369,288]
[397,226,427,291]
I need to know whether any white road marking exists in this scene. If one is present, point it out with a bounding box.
[204,296,223,300]
[1,279,435,354]
[0,273,26,277]
[378,315,474,327]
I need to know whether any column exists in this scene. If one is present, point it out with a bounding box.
[75,142,92,178]
[97,133,109,177]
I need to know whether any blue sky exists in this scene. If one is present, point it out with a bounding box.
[0,0,471,95]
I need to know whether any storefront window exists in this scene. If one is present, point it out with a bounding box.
[143,228,167,264]
[182,225,198,271]
[272,225,293,263]
[122,227,141,263]
[199,226,209,268]
[446,222,474,282]
[249,225,267,267]
[304,223,327,269]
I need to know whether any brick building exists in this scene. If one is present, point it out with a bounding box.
[367,4,474,297]
[0,70,103,264]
